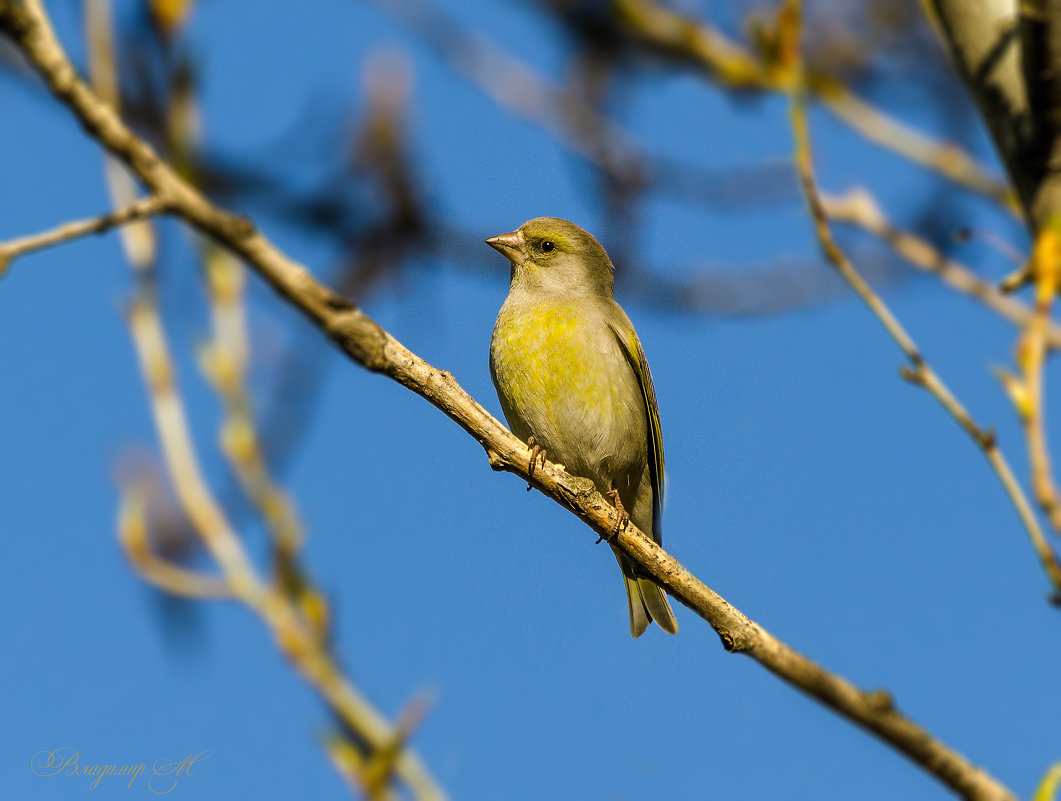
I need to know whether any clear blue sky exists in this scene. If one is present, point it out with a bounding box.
[1,1,1056,799]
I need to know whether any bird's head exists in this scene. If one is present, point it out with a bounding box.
[486,217,614,299]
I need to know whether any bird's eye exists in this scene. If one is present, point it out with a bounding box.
[541,240,555,253]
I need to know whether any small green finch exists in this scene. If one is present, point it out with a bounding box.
[487,217,678,637]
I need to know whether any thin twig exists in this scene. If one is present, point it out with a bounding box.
[198,241,326,636]
[0,3,1024,799]
[117,491,233,599]
[788,6,1061,602]
[373,0,641,177]
[371,0,797,212]
[822,189,1060,345]
[85,0,158,271]
[0,195,168,272]
[200,245,307,558]
[812,75,1020,215]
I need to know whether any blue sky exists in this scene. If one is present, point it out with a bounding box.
[1,1,1057,800]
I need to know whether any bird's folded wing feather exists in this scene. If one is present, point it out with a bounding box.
[608,317,665,541]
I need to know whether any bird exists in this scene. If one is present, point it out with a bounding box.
[486,217,678,637]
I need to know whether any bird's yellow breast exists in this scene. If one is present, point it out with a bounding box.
[489,300,645,483]
[492,303,620,412]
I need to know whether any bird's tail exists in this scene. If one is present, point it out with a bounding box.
[614,549,678,637]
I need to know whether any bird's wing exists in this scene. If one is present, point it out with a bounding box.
[608,315,665,541]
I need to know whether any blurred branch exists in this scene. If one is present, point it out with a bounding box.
[1023,228,1061,534]
[80,0,439,797]
[0,3,1026,799]
[118,490,233,599]
[789,2,1061,602]
[598,0,1017,210]
[86,0,159,269]
[371,0,795,209]
[999,225,1061,541]
[812,75,1019,214]
[0,195,167,273]
[171,51,318,622]
[199,241,333,644]
[822,189,1061,345]
[124,288,443,800]
[375,0,641,179]
[1035,763,1061,801]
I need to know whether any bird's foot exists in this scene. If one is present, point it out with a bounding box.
[598,489,630,544]
[526,436,547,491]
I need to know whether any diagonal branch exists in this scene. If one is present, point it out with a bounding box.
[0,2,1020,799]
[821,189,1061,345]
[118,491,234,599]
[0,195,168,272]
[606,0,1017,211]
[790,9,1061,601]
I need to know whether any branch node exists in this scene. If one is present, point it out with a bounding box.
[1000,266,1034,294]
[717,629,737,652]
[221,212,256,240]
[865,688,895,713]
[979,427,998,450]
[899,365,924,385]
[323,292,356,312]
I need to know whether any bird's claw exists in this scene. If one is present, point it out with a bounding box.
[526,436,547,490]
[600,489,630,543]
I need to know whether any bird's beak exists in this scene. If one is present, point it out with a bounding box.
[485,230,527,265]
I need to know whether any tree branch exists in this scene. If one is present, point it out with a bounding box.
[0,1,1022,799]
[821,188,1061,345]
[0,195,168,272]
[124,289,444,800]
[606,0,1017,210]
[118,491,234,599]
[790,4,1061,606]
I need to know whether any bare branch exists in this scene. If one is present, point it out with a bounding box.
[370,0,795,211]
[792,0,1061,605]
[815,80,1020,214]
[117,491,233,599]
[822,188,1061,344]
[377,0,1014,211]
[79,0,436,793]
[0,195,168,272]
[606,0,1015,208]
[124,289,444,800]
[0,2,1027,799]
